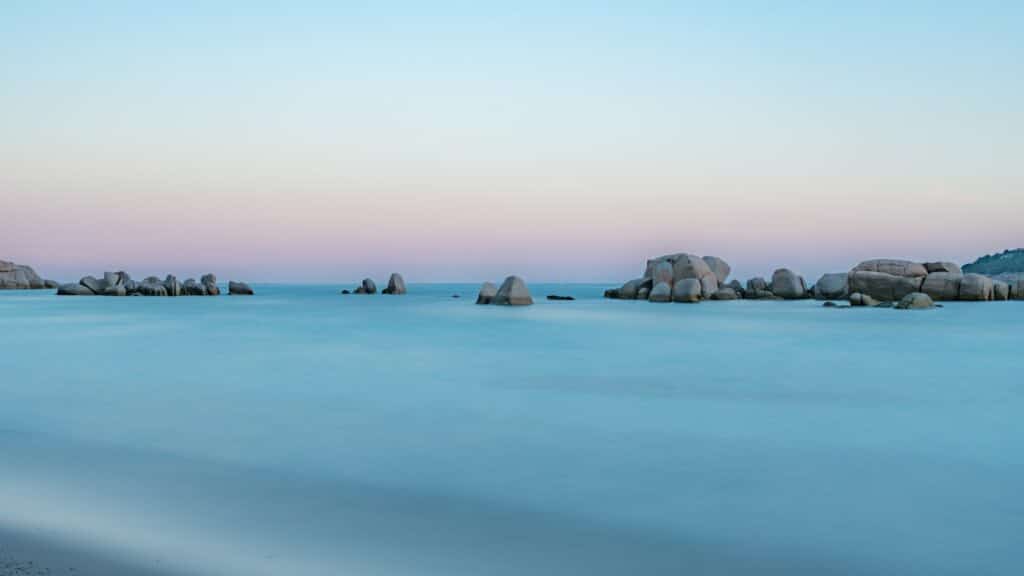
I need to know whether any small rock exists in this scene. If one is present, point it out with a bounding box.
[546,294,575,301]
[229,281,254,295]
[896,292,935,310]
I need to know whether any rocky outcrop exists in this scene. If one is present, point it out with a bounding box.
[769,269,807,300]
[924,262,961,274]
[711,287,738,300]
[354,278,377,294]
[813,273,849,300]
[649,282,672,302]
[896,292,935,310]
[382,273,407,295]
[55,271,231,296]
[852,259,929,278]
[0,260,53,290]
[492,276,533,306]
[992,280,1009,301]
[229,281,254,295]
[920,272,962,301]
[702,256,731,284]
[959,273,993,301]
[672,278,702,303]
[848,270,923,302]
[476,282,498,305]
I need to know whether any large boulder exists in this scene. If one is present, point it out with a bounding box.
[493,275,533,306]
[0,260,46,289]
[229,281,254,295]
[201,274,220,296]
[183,278,207,296]
[992,280,1010,301]
[80,275,106,294]
[649,281,672,303]
[920,272,962,301]
[813,273,849,300]
[896,292,935,310]
[701,256,731,284]
[924,261,961,274]
[848,271,923,302]
[1004,274,1024,300]
[57,283,95,296]
[699,275,719,299]
[853,259,928,278]
[382,273,407,295]
[711,287,738,300]
[476,282,498,305]
[651,261,674,286]
[164,275,182,297]
[103,285,127,297]
[644,253,716,284]
[770,269,806,299]
[618,278,651,300]
[354,278,377,294]
[137,281,168,297]
[672,278,702,303]
[746,277,768,293]
[959,273,993,301]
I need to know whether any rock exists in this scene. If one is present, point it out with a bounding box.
[959,273,993,301]
[813,273,849,300]
[992,280,1009,301]
[876,301,895,308]
[0,261,47,289]
[618,278,651,300]
[493,275,533,306]
[340,289,351,295]
[229,281,254,295]
[746,277,768,293]
[603,288,620,299]
[382,273,407,295]
[546,295,575,301]
[770,269,806,299]
[711,287,738,300]
[672,278,702,303]
[849,292,880,307]
[476,282,498,305]
[57,283,95,296]
[164,275,182,297]
[745,289,778,300]
[701,256,731,284]
[637,286,650,300]
[727,279,745,297]
[896,292,935,309]
[848,271,924,302]
[44,279,59,289]
[924,261,961,274]
[699,275,719,299]
[1005,274,1024,300]
[137,282,168,297]
[920,272,962,301]
[452,294,460,298]
[643,253,716,284]
[649,281,672,302]
[201,274,220,295]
[103,285,127,297]
[183,279,206,296]
[823,301,837,308]
[80,275,106,294]
[354,278,377,294]
[852,259,928,278]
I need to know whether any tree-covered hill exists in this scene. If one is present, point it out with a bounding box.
[963,249,1024,275]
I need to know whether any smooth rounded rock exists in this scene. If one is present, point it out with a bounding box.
[896,292,935,310]
[493,275,533,306]
[649,281,672,302]
[770,269,806,299]
[476,282,498,305]
[672,278,702,303]
[229,281,254,295]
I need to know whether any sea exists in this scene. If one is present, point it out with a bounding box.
[1,284,1021,575]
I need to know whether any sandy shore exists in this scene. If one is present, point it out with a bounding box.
[0,526,178,576]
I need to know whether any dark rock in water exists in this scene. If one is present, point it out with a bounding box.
[823,301,837,307]
[341,289,351,295]
[711,287,738,300]
[164,274,182,297]
[849,292,880,307]
[44,279,59,289]
[80,275,106,294]
[603,288,620,299]
[183,278,206,296]
[746,277,769,293]
[452,294,460,298]
[229,281,254,295]
[201,274,220,296]
[57,282,95,296]
[876,301,895,308]
[354,278,377,294]
[382,273,406,295]
[476,282,497,305]
[547,294,575,301]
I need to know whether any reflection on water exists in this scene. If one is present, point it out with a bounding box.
[0,286,1021,575]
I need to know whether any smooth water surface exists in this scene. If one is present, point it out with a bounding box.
[1,285,1021,575]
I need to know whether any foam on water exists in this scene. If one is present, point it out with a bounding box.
[0,286,1021,575]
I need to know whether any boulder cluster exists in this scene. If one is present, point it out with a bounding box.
[477,276,533,306]
[0,260,57,290]
[56,272,252,296]
[345,273,407,295]
[813,259,1022,305]
[604,253,810,303]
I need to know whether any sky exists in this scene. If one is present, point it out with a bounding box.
[1,1,1021,283]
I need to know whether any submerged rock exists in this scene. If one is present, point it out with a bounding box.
[546,294,575,301]
[849,292,881,307]
[896,292,935,310]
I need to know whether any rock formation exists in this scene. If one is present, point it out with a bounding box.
[476,282,498,305]
[229,281,254,295]
[769,269,807,299]
[492,276,533,306]
[55,271,233,297]
[813,273,849,300]
[0,260,55,290]
[896,292,935,310]
[354,278,377,294]
[382,273,407,295]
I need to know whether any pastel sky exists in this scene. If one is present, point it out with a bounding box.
[2,1,1021,283]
